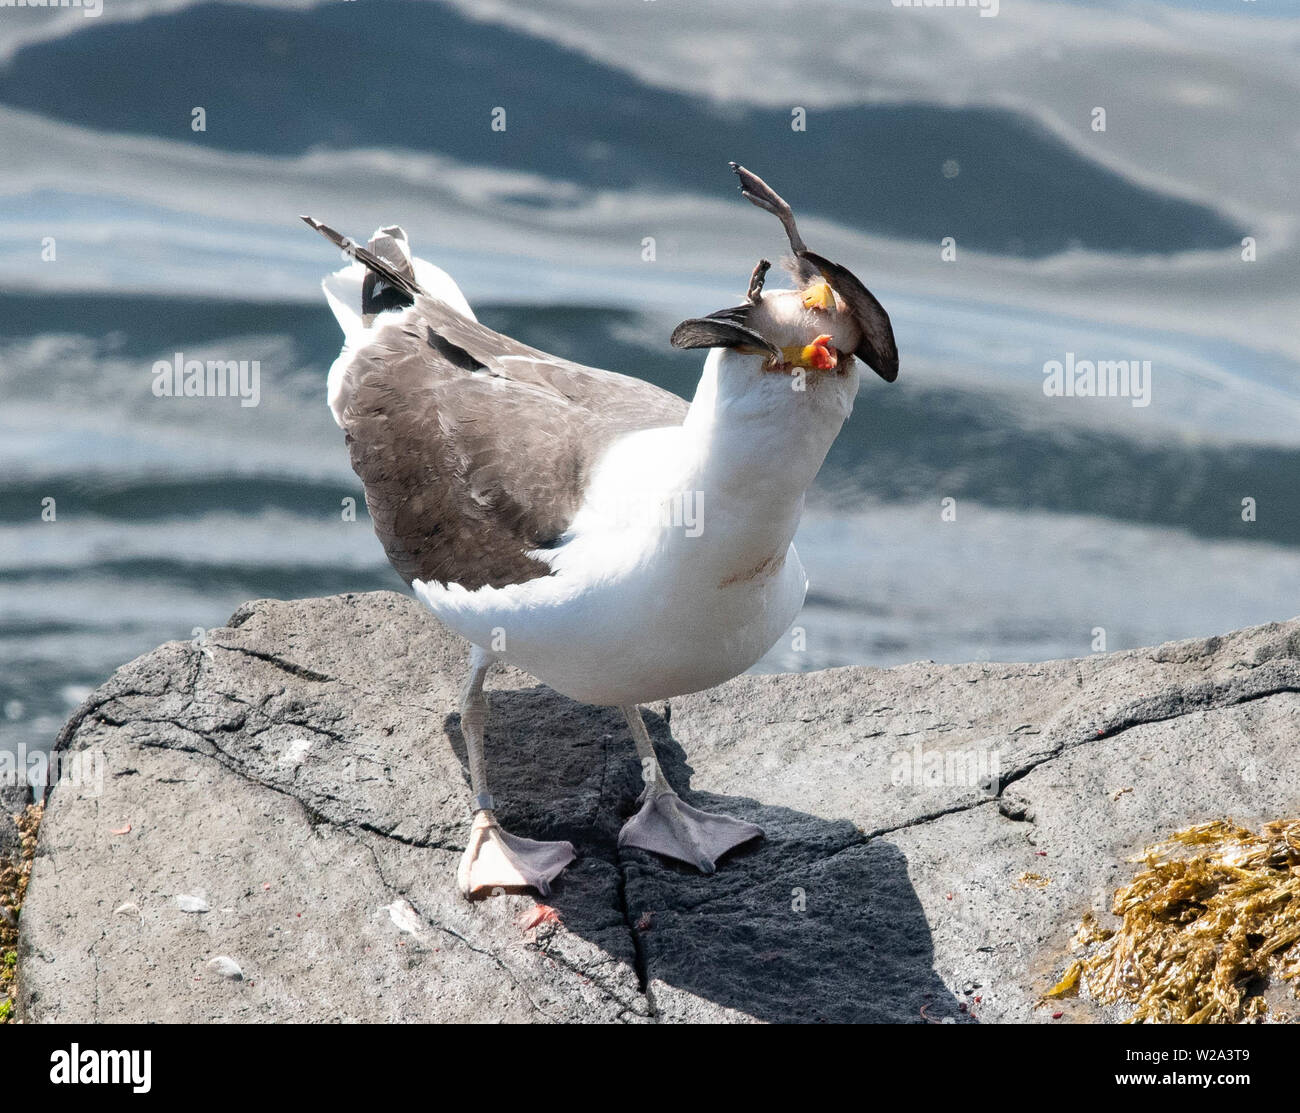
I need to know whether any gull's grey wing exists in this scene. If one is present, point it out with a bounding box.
[339,297,689,591]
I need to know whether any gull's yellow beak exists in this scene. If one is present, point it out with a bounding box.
[779,334,837,371]
[801,280,836,311]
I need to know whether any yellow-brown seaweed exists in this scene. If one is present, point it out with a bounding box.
[1043,818,1300,1023]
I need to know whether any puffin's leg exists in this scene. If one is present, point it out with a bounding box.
[616,704,761,873]
[456,645,576,898]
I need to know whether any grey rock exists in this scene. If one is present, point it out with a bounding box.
[18,591,1300,1023]
[0,780,32,863]
[1,782,31,817]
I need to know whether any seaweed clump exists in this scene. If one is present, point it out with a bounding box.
[0,804,42,1024]
[1045,818,1300,1023]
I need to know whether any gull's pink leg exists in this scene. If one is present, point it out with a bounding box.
[456,646,575,897]
[616,704,761,872]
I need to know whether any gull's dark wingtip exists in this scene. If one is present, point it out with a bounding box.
[297,216,423,299]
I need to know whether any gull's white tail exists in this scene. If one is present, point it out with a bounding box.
[304,218,477,424]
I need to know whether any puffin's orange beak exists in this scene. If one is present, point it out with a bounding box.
[780,334,837,371]
[801,280,836,311]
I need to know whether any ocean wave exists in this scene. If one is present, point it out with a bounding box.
[0,0,1242,260]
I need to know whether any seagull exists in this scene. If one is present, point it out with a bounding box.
[304,164,898,898]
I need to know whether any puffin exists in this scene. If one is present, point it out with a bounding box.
[304,164,898,897]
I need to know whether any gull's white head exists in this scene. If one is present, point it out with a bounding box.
[670,164,899,386]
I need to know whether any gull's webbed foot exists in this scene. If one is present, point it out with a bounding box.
[618,790,762,873]
[457,811,576,898]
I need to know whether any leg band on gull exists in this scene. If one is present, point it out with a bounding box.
[456,646,575,896]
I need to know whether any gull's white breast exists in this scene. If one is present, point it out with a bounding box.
[414,423,809,706]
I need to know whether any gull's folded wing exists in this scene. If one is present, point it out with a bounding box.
[338,296,689,590]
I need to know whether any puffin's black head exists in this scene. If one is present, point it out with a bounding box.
[670,164,899,384]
